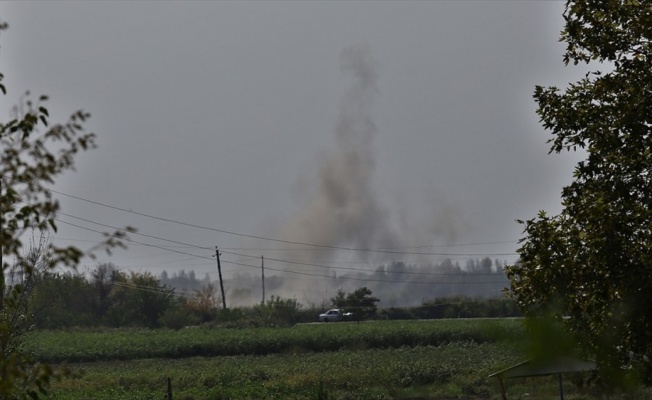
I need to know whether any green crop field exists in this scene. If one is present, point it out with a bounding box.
[25,319,652,400]
[26,319,522,363]
[46,343,523,399]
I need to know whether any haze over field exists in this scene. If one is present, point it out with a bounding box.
[1,2,589,304]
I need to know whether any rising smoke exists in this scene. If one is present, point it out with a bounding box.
[281,44,400,261]
[257,44,481,306]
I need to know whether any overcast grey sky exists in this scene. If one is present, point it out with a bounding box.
[1,1,588,297]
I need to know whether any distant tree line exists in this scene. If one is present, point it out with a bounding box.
[225,257,510,308]
[159,269,211,292]
[8,262,519,330]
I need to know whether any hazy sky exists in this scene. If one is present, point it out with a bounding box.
[1,1,589,295]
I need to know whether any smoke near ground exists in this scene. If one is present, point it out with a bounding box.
[232,44,495,307]
[114,43,512,307]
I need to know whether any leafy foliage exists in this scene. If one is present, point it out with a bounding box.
[28,266,175,329]
[0,21,130,398]
[107,271,174,329]
[254,295,302,327]
[23,264,520,328]
[44,343,525,400]
[506,0,652,384]
[179,283,219,324]
[330,286,379,320]
[30,320,638,399]
[26,319,521,364]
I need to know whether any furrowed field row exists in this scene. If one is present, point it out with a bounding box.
[49,343,525,400]
[27,319,524,363]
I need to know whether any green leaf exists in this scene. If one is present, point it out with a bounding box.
[511,0,652,385]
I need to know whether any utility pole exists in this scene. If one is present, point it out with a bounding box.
[261,256,265,305]
[215,246,226,309]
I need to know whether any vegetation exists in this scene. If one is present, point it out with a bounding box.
[225,258,510,308]
[25,319,522,364]
[330,286,379,319]
[24,266,304,330]
[23,319,652,399]
[0,20,132,397]
[32,319,526,399]
[9,0,652,396]
[19,263,519,330]
[47,343,524,400]
[379,296,521,320]
[506,0,652,385]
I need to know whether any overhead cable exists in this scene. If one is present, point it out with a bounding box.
[51,189,517,256]
[56,213,509,277]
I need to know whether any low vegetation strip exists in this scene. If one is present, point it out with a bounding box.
[26,319,524,364]
[48,343,525,400]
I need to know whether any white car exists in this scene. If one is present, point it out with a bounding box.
[319,308,352,322]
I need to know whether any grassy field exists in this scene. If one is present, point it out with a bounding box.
[24,319,652,400]
[26,319,522,363]
[47,343,523,399]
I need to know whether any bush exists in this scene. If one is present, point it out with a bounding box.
[159,306,200,330]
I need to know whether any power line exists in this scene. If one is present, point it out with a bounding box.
[57,212,213,251]
[51,189,517,256]
[56,216,508,286]
[57,213,508,278]
[112,281,196,298]
[55,220,214,261]
[112,279,508,307]
[221,249,503,276]
[220,258,507,286]
[56,236,205,251]
[221,241,517,251]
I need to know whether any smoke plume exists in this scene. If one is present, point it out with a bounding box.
[282,44,399,261]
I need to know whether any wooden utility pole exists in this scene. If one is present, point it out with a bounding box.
[261,256,265,305]
[215,246,226,309]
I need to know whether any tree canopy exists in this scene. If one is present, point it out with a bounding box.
[331,287,379,320]
[506,0,652,385]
